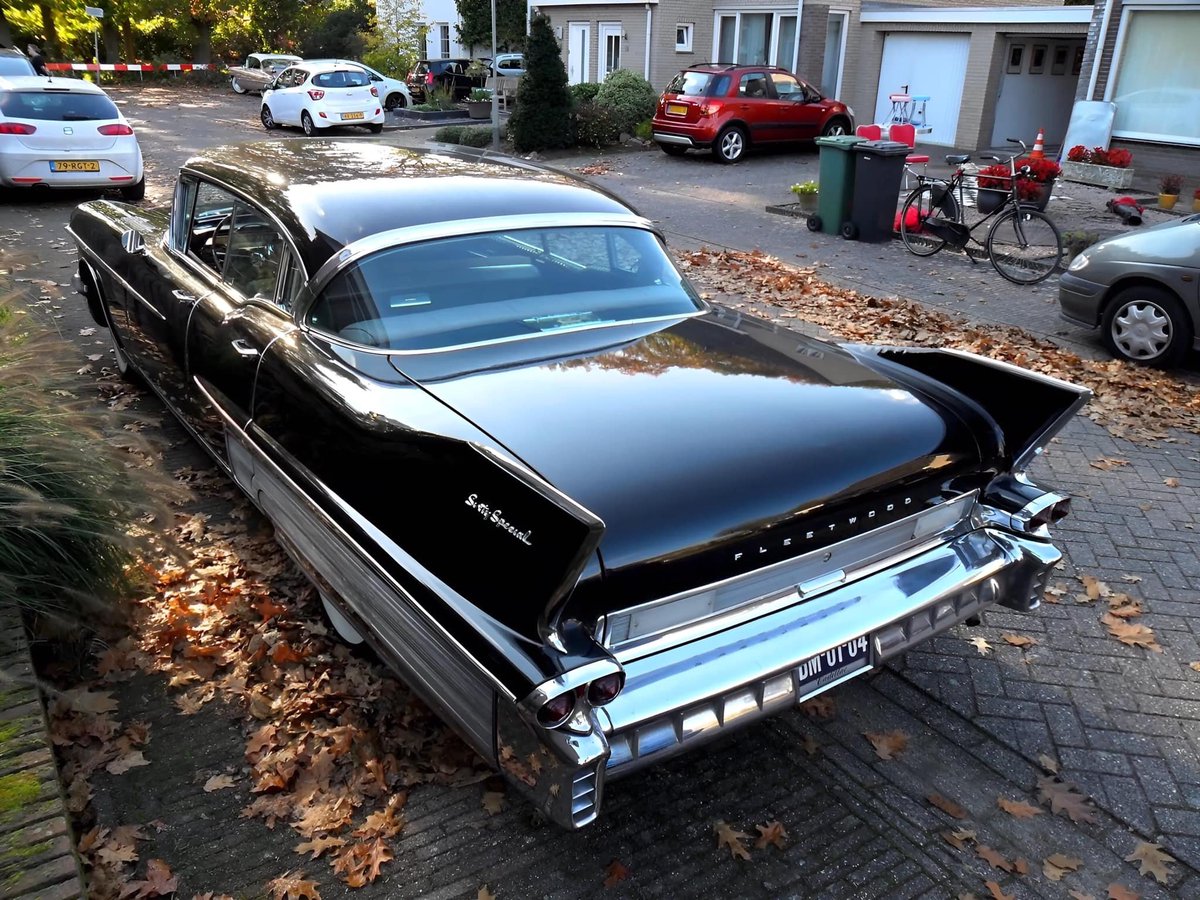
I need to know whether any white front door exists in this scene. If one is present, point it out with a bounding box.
[874,33,970,146]
[568,22,591,84]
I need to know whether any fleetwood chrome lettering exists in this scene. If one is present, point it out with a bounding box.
[466,493,534,546]
[733,496,916,562]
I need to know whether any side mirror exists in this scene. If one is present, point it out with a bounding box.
[120,229,145,255]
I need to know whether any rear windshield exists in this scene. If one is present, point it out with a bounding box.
[0,90,119,121]
[0,56,35,76]
[306,226,703,351]
[665,71,715,96]
[312,69,370,88]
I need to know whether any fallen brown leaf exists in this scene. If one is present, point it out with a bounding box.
[602,858,630,888]
[1044,853,1083,881]
[1038,776,1098,824]
[267,871,322,900]
[754,820,787,850]
[713,821,751,860]
[941,828,976,851]
[997,796,1041,819]
[1124,842,1174,885]
[800,696,836,718]
[1163,477,1179,488]
[985,880,1015,900]
[107,749,151,775]
[293,836,346,860]
[977,845,1013,872]
[1102,615,1163,652]
[1107,884,1139,900]
[203,774,236,792]
[864,729,909,760]
[123,858,178,898]
[928,793,969,820]
[1038,754,1060,774]
[482,790,505,815]
[1001,634,1038,648]
[969,637,993,655]
[478,888,497,900]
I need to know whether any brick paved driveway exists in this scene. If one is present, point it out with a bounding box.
[5,86,1198,898]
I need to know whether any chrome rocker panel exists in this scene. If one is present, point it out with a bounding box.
[504,525,1059,828]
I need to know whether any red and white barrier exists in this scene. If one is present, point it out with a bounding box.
[45,62,218,72]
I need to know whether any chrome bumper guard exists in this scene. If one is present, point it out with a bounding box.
[495,526,1058,828]
[653,131,696,147]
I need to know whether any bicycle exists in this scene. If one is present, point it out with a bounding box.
[897,139,1063,285]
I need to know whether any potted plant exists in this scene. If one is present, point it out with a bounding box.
[1159,173,1182,210]
[465,88,492,119]
[1060,145,1136,190]
[790,180,819,214]
[976,157,1059,213]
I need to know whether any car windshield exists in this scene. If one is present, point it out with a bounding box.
[666,71,713,96]
[312,69,370,88]
[263,57,297,69]
[0,57,35,76]
[306,226,703,351]
[0,90,119,121]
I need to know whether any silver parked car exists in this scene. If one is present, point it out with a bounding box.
[1059,214,1200,367]
[229,53,303,94]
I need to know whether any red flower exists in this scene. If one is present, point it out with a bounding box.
[1067,145,1088,162]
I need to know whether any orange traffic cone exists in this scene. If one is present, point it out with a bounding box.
[1030,127,1046,159]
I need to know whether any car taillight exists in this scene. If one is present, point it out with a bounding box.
[370,86,379,97]
[308,89,324,101]
[536,692,576,728]
[97,123,133,136]
[1028,497,1071,530]
[699,102,723,117]
[0,123,36,135]
[425,72,434,85]
[586,673,624,706]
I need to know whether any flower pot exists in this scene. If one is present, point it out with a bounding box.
[466,100,491,119]
[1060,160,1136,190]
[977,187,1007,214]
[1159,193,1179,210]
[1193,198,1200,213]
[794,193,819,214]
[1024,178,1054,212]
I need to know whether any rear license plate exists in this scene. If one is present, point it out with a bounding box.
[666,103,688,116]
[52,160,100,172]
[341,112,364,121]
[796,635,871,699]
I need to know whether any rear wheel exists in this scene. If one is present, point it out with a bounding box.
[260,105,276,130]
[986,208,1062,284]
[1102,285,1192,368]
[821,118,850,137]
[384,92,407,111]
[899,184,958,257]
[120,178,145,202]
[301,111,316,136]
[231,77,246,94]
[712,125,747,163]
[367,122,383,134]
[659,143,687,157]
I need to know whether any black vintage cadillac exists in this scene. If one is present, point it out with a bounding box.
[69,140,1088,829]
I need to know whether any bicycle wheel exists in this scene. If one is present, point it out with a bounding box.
[986,208,1063,284]
[899,184,959,257]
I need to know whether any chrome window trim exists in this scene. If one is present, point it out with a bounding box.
[604,491,980,663]
[69,233,167,323]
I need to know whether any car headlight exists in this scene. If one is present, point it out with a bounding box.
[1067,251,1090,273]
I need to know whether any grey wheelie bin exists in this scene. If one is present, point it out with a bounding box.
[808,134,865,235]
[841,140,910,242]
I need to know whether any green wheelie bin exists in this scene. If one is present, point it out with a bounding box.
[809,134,865,235]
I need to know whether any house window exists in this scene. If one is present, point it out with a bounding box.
[1110,7,1200,144]
[676,24,694,52]
[715,12,795,67]
[601,23,622,76]
[439,24,451,59]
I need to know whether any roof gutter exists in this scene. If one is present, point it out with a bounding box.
[1086,0,1115,101]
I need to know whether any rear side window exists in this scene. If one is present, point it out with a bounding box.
[0,56,35,76]
[0,90,119,121]
[312,70,370,88]
[665,71,712,96]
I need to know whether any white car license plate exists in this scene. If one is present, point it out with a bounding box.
[341,111,365,121]
[52,160,100,172]
[796,635,871,699]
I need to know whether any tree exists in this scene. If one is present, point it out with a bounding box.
[507,15,571,152]
[454,0,525,54]
[301,0,371,59]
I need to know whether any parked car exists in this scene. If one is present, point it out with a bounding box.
[405,58,487,102]
[0,48,37,77]
[70,139,1087,828]
[1059,214,1200,368]
[229,53,303,94]
[260,62,385,135]
[303,59,411,110]
[489,52,525,77]
[0,75,144,199]
[652,64,854,163]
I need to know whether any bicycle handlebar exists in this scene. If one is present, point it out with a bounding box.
[1006,138,1028,152]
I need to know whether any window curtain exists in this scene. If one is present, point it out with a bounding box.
[1111,9,1200,142]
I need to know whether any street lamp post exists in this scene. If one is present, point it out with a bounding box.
[85,6,104,72]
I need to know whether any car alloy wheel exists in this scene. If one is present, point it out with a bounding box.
[713,126,746,164]
[1102,286,1192,368]
[384,92,407,110]
[822,119,849,137]
[260,106,276,130]
[231,77,246,94]
[302,111,316,136]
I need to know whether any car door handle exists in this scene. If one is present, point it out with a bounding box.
[172,290,198,302]
[230,339,259,358]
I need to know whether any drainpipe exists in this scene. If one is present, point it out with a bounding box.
[644,4,652,81]
[1086,0,1114,102]
[794,0,804,72]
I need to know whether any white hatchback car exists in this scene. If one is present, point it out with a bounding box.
[260,62,385,135]
[303,59,411,111]
[0,76,144,199]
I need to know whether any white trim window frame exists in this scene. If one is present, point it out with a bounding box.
[438,23,451,59]
[676,23,694,52]
[1105,2,1200,146]
[712,9,798,68]
[600,22,623,76]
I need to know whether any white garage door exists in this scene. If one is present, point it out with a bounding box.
[874,33,970,146]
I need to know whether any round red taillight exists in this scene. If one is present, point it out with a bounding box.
[536,693,575,728]
[586,673,624,706]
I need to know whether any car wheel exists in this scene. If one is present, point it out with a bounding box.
[1101,285,1193,368]
[822,118,850,137]
[384,92,407,111]
[659,143,687,157]
[367,122,384,134]
[120,178,145,202]
[260,105,277,130]
[231,77,246,94]
[301,111,316,136]
[712,126,747,163]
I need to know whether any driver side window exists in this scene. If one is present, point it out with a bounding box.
[188,182,237,273]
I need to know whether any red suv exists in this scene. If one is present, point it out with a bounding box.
[652,64,854,163]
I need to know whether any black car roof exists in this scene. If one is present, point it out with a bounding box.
[181,141,638,275]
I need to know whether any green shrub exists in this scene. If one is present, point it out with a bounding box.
[633,119,653,141]
[573,99,621,148]
[434,125,466,143]
[595,69,657,135]
[508,16,573,152]
[571,82,602,105]
[460,126,494,148]
[427,84,458,111]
